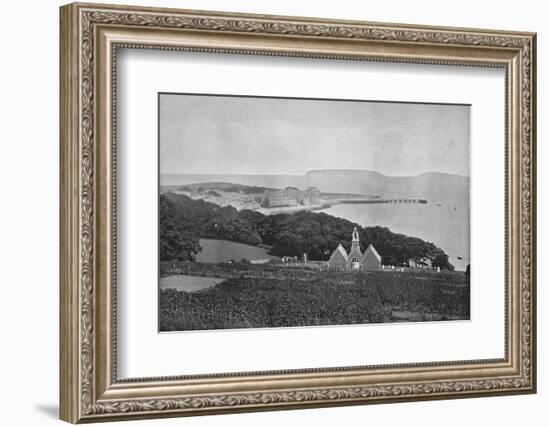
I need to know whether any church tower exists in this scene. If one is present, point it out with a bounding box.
[351,227,360,251]
[348,226,363,269]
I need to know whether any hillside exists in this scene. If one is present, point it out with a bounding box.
[161,181,277,195]
[161,169,469,205]
[305,170,469,205]
[161,173,306,190]
[160,262,469,331]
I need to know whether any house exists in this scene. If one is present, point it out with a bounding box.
[408,257,432,269]
[261,188,299,208]
[297,186,321,206]
[327,244,348,269]
[327,227,381,270]
[362,244,382,269]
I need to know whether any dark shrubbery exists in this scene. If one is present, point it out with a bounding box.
[160,193,261,261]
[159,196,201,261]
[160,277,385,330]
[159,265,468,331]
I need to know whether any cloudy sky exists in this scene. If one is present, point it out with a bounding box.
[160,93,470,177]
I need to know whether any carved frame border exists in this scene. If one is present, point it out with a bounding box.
[60,2,536,423]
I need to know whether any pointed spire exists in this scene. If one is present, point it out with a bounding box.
[352,226,359,242]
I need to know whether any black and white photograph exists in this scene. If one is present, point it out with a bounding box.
[159,93,471,332]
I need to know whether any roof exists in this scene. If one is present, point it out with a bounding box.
[330,243,349,261]
[363,244,381,262]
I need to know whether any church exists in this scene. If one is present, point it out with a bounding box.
[327,227,381,270]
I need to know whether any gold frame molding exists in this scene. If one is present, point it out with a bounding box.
[60,2,537,423]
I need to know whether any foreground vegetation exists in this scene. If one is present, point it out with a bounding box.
[159,262,469,331]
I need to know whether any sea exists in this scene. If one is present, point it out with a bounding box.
[319,202,470,271]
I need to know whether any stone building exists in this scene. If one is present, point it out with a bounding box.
[327,227,381,270]
[261,187,299,208]
[297,186,321,206]
[262,186,321,208]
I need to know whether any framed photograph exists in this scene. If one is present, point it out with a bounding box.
[60,2,537,423]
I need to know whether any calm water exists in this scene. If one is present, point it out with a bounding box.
[320,202,470,271]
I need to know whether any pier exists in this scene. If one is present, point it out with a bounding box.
[337,198,428,205]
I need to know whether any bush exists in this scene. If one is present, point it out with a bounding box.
[159,266,469,331]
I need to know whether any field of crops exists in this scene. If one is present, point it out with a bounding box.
[159,262,469,331]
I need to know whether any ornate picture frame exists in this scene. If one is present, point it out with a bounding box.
[60,2,536,423]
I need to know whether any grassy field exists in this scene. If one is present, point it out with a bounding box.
[195,239,277,263]
[160,275,225,292]
[159,262,469,331]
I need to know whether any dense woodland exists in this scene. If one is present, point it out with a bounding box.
[160,192,454,270]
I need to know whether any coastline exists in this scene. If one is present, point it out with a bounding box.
[257,197,428,216]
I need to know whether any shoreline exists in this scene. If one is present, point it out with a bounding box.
[257,197,429,215]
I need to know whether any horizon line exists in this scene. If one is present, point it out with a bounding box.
[160,169,471,179]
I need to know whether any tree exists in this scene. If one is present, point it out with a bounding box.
[432,251,453,271]
[159,195,201,261]
[159,220,201,261]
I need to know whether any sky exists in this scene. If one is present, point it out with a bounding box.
[159,93,470,177]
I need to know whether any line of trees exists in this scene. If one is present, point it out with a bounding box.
[160,193,454,270]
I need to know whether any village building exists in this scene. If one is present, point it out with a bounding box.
[297,186,321,206]
[327,227,382,270]
[262,186,321,208]
[261,188,299,208]
[408,257,433,269]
